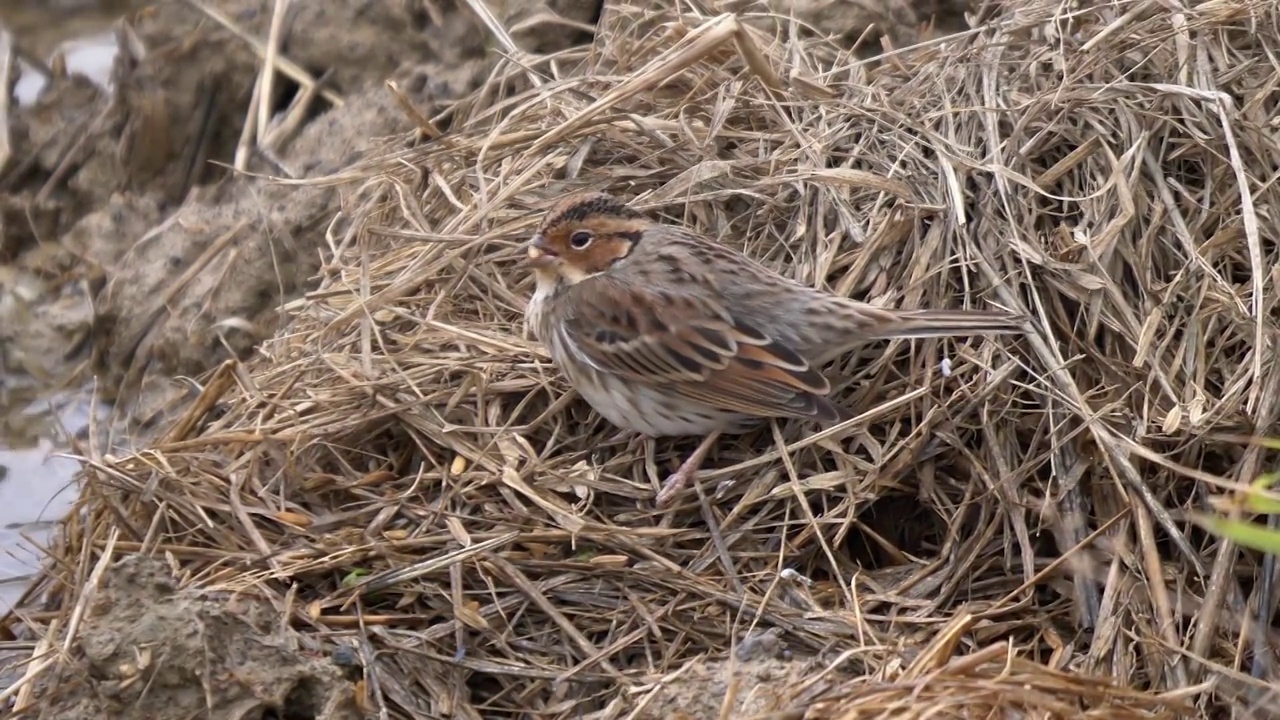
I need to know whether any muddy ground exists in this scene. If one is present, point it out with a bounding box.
[0,0,972,717]
[27,556,362,719]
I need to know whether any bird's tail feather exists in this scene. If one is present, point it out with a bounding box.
[862,308,1029,340]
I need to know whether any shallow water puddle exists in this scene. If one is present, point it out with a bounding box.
[0,392,96,613]
[2,1,138,106]
[12,30,120,107]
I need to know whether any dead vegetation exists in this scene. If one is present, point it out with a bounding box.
[4,0,1280,717]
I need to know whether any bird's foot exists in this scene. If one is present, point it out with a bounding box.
[655,464,697,509]
[654,430,723,509]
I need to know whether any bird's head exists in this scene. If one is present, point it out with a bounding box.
[526,192,648,286]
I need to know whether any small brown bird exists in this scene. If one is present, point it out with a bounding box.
[524,191,1026,507]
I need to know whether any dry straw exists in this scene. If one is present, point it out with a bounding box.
[7,0,1280,717]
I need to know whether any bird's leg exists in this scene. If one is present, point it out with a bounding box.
[655,429,723,508]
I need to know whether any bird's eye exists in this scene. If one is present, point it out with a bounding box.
[569,230,594,249]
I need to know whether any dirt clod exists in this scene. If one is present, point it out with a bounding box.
[30,555,359,720]
[634,658,820,720]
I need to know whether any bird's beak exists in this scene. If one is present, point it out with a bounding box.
[526,234,557,268]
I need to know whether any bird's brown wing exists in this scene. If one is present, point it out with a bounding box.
[555,276,841,423]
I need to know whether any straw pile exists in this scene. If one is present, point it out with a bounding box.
[9,0,1280,717]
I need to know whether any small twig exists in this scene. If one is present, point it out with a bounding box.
[459,0,529,62]
[234,69,264,171]
[263,68,334,153]
[0,28,12,171]
[11,618,58,713]
[180,81,220,198]
[386,79,443,140]
[181,0,343,107]
[160,359,239,444]
[256,0,291,146]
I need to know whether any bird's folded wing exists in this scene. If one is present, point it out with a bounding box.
[557,278,840,422]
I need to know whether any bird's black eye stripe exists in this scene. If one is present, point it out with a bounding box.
[570,230,593,248]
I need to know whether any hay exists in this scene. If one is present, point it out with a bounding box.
[8,0,1280,716]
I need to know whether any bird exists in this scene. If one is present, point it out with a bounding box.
[522,191,1027,508]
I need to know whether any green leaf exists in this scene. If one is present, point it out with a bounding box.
[341,569,370,587]
[1253,470,1280,489]
[1243,471,1280,514]
[1250,437,1280,451]
[1193,513,1280,555]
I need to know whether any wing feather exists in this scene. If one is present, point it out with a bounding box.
[559,276,842,423]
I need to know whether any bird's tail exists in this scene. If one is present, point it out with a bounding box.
[793,296,1028,364]
[862,307,1029,340]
